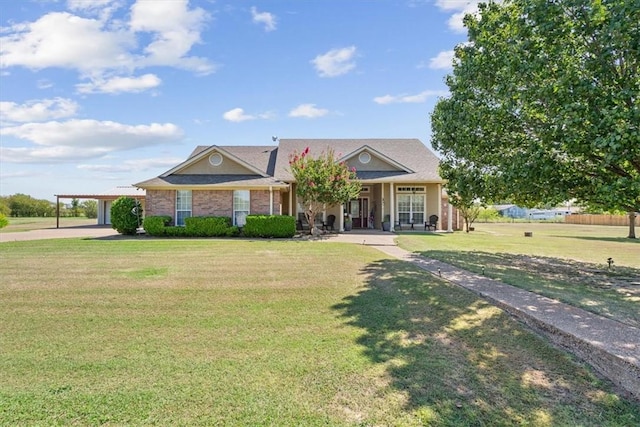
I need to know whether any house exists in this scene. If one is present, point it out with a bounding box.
[134,138,453,231]
[494,204,528,219]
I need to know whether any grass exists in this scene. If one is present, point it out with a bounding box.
[397,222,639,268]
[397,223,640,328]
[1,237,639,425]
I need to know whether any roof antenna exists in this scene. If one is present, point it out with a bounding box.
[272,136,278,142]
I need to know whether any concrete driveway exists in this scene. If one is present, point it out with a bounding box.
[0,225,120,243]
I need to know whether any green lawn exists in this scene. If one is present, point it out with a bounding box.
[397,223,640,328]
[1,238,638,426]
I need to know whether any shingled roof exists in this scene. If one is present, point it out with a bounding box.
[274,138,442,183]
[135,138,442,189]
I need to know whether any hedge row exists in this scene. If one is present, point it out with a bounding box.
[142,215,295,238]
[242,215,296,238]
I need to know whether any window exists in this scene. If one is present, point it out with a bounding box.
[358,152,371,164]
[176,190,192,226]
[233,190,250,227]
[397,194,425,225]
[209,153,223,166]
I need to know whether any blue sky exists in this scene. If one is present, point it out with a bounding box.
[0,0,476,201]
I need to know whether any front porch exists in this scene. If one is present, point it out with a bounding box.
[282,182,455,232]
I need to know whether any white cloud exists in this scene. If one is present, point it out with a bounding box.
[129,0,213,74]
[78,157,184,173]
[0,12,135,73]
[0,98,79,123]
[0,0,214,84]
[288,104,329,118]
[311,46,357,77]
[434,0,482,33]
[428,50,455,69]
[76,73,161,94]
[222,107,273,122]
[0,119,183,163]
[250,6,277,32]
[373,89,448,105]
[223,108,256,122]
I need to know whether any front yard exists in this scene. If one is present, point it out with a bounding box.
[1,237,638,425]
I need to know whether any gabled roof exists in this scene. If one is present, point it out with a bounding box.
[160,145,274,177]
[274,138,442,183]
[339,144,414,173]
[135,145,287,189]
[135,138,442,190]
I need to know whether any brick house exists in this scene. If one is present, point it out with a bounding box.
[135,138,455,231]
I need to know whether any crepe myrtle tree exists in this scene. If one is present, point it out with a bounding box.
[431,0,639,238]
[289,147,361,234]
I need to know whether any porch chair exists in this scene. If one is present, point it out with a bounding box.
[322,214,336,231]
[425,214,438,231]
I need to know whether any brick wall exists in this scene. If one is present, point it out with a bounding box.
[145,190,174,218]
[251,190,281,215]
[145,189,283,220]
[193,190,233,217]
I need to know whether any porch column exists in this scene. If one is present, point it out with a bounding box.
[339,203,344,232]
[269,186,273,215]
[389,183,395,232]
[447,200,453,232]
[437,184,443,231]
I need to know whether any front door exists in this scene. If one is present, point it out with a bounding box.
[350,198,369,228]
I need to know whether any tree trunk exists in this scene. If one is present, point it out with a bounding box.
[628,211,637,239]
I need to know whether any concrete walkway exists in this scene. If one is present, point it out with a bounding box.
[3,226,638,399]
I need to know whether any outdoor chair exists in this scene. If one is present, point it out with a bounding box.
[425,214,438,231]
[323,214,336,231]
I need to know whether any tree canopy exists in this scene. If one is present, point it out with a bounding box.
[289,147,361,233]
[431,0,639,237]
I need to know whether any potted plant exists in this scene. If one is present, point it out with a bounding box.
[382,214,391,232]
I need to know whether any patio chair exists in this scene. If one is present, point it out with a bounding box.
[425,214,438,231]
[323,214,336,231]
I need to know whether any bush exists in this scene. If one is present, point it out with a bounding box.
[242,215,296,238]
[110,197,143,235]
[0,213,8,229]
[185,216,240,237]
[143,216,172,236]
[164,226,189,237]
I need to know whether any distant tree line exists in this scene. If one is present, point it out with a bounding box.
[0,194,97,218]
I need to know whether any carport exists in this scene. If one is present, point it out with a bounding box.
[54,186,145,228]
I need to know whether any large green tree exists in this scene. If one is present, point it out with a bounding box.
[431,0,639,238]
[289,147,361,234]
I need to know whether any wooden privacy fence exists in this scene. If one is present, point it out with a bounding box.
[565,214,640,226]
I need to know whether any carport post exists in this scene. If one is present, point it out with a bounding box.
[56,196,60,228]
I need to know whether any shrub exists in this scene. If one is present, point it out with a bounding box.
[185,216,239,237]
[164,226,189,237]
[143,216,172,236]
[242,215,296,238]
[0,213,8,229]
[110,197,143,235]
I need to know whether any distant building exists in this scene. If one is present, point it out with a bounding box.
[494,204,527,219]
